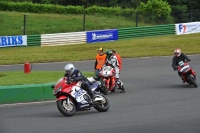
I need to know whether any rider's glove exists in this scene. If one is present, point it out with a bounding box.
[69,78,74,82]
[51,85,55,89]
[110,64,115,68]
[173,66,178,71]
[66,77,73,84]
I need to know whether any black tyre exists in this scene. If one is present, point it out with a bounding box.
[111,85,116,92]
[187,75,198,88]
[94,95,110,112]
[100,86,108,95]
[120,85,126,93]
[56,98,76,117]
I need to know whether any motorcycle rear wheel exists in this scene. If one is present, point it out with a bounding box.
[94,95,110,112]
[187,74,198,88]
[56,98,76,117]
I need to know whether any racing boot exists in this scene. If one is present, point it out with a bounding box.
[116,79,126,93]
[81,83,97,103]
[87,87,104,103]
[120,85,126,93]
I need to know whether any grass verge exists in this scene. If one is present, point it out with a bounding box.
[0,33,200,65]
[0,71,94,86]
[0,11,138,36]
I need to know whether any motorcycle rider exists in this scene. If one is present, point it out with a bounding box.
[172,48,191,82]
[112,50,122,71]
[104,50,126,93]
[64,63,97,102]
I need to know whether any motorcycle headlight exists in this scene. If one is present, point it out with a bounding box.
[184,68,189,72]
[53,86,62,95]
[102,74,109,77]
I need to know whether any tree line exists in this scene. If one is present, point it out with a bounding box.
[2,0,200,22]
[4,0,200,10]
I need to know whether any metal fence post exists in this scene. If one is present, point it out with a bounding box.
[136,12,138,27]
[24,14,26,35]
[190,9,193,22]
[83,7,86,31]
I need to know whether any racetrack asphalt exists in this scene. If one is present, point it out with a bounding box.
[0,55,200,133]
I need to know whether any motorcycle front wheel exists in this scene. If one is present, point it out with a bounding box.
[100,86,108,95]
[94,95,110,112]
[56,98,76,117]
[187,74,198,88]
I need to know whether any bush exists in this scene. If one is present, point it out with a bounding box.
[137,0,172,24]
[0,1,135,17]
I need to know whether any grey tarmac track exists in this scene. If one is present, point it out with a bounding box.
[0,55,200,133]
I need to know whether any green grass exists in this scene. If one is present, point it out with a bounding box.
[0,33,200,65]
[0,71,94,86]
[0,11,141,36]
[1,33,200,86]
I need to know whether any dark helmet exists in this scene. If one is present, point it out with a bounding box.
[105,50,113,59]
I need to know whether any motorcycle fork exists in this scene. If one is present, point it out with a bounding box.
[191,69,196,77]
[67,97,70,104]
[110,77,116,90]
[182,75,187,82]
[106,78,110,89]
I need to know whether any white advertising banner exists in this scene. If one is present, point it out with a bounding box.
[41,32,86,46]
[0,35,27,47]
[175,22,200,35]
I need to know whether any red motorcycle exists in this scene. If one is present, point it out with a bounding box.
[52,77,110,117]
[99,66,117,94]
[177,61,198,87]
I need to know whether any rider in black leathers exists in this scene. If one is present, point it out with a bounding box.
[172,48,191,82]
[63,63,97,101]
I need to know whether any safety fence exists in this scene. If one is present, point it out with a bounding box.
[0,24,178,47]
[41,32,86,46]
[118,24,175,39]
[27,34,41,46]
[0,83,55,104]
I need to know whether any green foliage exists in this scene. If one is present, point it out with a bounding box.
[1,0,32,2]
[170,5,189,23]
[0,1,84,14]
[137,0,172,24]
[167,0,200,23]
[86,6,123,16]
[0,1,137,16]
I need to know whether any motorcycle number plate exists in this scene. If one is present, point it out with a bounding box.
[103,71,110,75]
[102,72,110,77]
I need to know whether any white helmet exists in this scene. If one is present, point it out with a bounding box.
[64,63,75,76]
[174,48,181,57]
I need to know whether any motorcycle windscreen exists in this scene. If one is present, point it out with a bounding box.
[178,61,184,67]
